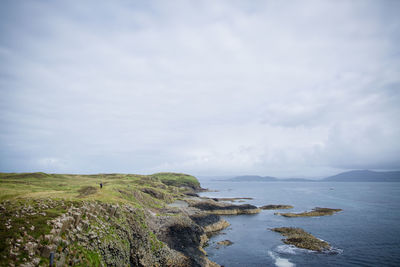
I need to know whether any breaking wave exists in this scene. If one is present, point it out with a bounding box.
[275,244,343,255]
[268,251,295,267]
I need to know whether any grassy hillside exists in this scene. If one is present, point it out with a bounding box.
[0,172,200,205]
[151,172,201,189]
[0,172,202,266]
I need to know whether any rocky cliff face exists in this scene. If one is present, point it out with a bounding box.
[0,172,256,267]
[1,200,195,266]
[1,198,232,266]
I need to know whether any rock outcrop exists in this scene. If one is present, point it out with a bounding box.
[0,172,258,267]
[1,200,196,266]
[216,240,233,247]
[275,207,342,217]
[271,227,331,252]
[188,200,261,215]
[190,214,230,234]
[260,204,293,210]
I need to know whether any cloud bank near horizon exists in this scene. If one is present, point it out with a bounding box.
[1,0,399,177]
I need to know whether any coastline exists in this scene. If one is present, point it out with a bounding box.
[0,172,259,267]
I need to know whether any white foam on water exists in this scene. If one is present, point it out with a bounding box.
[275,245,298,255]
[268,251,295,267]
[275,244,343,256]
[275,245,310,255]
[326,247,343,255]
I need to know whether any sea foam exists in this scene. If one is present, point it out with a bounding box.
[268,251,295,267]
[275,244,312,255]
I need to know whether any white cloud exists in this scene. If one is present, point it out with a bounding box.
[0,0,399,176]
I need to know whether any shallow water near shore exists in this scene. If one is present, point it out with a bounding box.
[198,181,400,267]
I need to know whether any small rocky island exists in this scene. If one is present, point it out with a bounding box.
[259,204,293,210]
[271,227,330,251]
[275,207,342,217]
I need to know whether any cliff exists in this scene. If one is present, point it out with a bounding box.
[0,172,226,267]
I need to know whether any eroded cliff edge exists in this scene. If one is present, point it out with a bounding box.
[0,172,257,266]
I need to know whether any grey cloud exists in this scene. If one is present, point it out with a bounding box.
[0,0,399,177]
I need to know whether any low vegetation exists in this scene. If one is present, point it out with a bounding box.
[275,207,342,217]
[271,227,331,251]
[150,172,201,190]
[0,172,203,266]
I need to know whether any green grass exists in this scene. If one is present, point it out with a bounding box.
[70,245,102,267]
[151,172,200,189]
[0,172,200,266]
[0,172,199,205]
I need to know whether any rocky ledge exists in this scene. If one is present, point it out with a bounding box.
[275,207,342,217]
[190,214,230,234]
[271,227,330,252]
[188,199,261,215]
[216,240,233,247]
[211,197,253,202]
[259,204,293,210]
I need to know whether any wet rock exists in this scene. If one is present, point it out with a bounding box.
[217,240,233,246]
[260,204,294,210]
[189,200,261,215]
[275,207,342,217]
[271,227,331,251]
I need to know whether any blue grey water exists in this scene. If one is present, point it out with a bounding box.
[198,181,400,267]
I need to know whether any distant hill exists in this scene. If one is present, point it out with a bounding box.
[228,175,277,182]
[226,175,314,182]
[225,170,400,182]
[323,170,400,182]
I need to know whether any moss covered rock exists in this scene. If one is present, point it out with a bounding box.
[272,227,331,252]
[276,207,342,217]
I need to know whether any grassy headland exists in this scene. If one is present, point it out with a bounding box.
[0,172,199,204]
[0,172,214,266]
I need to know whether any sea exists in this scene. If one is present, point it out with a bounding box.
[198,180,400,267]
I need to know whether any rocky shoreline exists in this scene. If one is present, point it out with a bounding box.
[187,199,260,215]
[0,172,262,267]
[0,172,344,266]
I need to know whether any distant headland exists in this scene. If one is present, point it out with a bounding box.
[221,170,400,182]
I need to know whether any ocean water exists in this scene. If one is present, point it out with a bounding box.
[198,181,400,267]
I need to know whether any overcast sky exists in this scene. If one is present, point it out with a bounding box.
[1,0,399,177]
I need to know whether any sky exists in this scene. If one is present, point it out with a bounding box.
[0,0,399,178]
